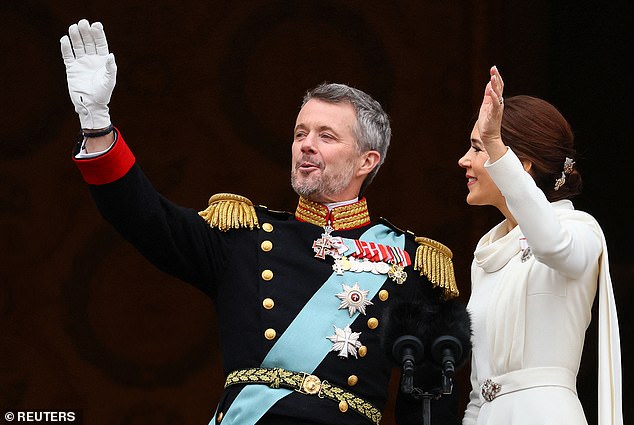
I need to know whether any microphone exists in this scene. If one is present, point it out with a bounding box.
[382,294,471,425]
[392,335,424,394]
[431,335,463,394]
[381,294,472,395]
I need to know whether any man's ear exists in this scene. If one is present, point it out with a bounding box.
[357,151,381,177]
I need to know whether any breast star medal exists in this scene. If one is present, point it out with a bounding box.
[327,325,363,358]
[336,283,373,316]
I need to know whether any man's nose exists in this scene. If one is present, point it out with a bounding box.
[300,132,318,153]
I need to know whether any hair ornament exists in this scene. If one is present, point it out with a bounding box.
[554,157,575,191]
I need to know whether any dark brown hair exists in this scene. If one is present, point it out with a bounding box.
[501,95,582,201]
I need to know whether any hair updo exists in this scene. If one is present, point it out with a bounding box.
[501,95,582,201]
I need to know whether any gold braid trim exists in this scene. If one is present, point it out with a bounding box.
[295,198,329,227]
[198,193,259,231]
[225,368,381,425]
[330,198,371,230]
[295,197,371,230]
[414,236,459,299]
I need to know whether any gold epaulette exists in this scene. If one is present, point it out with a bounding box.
[414,236,459,299]
[198,193,259,231]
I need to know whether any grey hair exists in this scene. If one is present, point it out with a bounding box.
[302,82,391,195]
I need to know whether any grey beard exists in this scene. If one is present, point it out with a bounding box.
[290,163,356,200]
[291,176,319,198]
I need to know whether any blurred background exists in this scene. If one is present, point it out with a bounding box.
[1,1,631,424]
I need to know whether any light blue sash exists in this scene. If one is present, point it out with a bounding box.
[212,224,402,425]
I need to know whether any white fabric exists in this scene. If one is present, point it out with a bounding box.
[463,149,622,425]
[325,198,359,210]
[75,137,115,158]
[61,19,116,129]
[485,367,577,399]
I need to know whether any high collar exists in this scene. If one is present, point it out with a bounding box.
[295,197,371,230]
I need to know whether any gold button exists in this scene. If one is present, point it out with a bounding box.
[262,298,274,309]
[339,400,349,413]
[347,375,358,386]
[358,345,367,357]
[217,412,223,423]
[261,269,274,281]
[367,317,379,329]
[264,328,276,340]
[378,290,389,301]
[261,240,273,252]
[262,223,274,232]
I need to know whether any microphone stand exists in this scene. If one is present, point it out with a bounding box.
[409,387,442,425]
[405,336,464,425]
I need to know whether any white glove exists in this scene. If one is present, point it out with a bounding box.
[60,19,117,130]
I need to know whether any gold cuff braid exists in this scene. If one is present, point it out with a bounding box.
[414,236,459,299]
[198,193,259,231]
[225,367,381,425]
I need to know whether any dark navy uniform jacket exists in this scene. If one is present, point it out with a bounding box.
[73,130,466,425]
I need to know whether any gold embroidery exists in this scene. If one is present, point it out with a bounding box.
[225,367,381,425]
[295,197,371,230]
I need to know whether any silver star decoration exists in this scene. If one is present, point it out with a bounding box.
[336,283,373,317]
[327,325,362,358]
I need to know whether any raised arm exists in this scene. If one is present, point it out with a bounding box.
[61,19,116,152]
[475,65,506,162]
[60,20,223,294]
[475,66,601,277]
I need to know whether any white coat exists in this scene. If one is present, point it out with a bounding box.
[462,149,622,425]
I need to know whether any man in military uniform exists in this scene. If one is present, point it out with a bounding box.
[61,19,468,425]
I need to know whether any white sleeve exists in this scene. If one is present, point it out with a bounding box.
[484,149,601,278]
[74,137,116,159]
[462,354,481,425]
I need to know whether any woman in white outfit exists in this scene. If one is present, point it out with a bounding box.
[458,66,622,425]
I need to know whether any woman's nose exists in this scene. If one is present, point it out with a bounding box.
[458,152,470,168]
